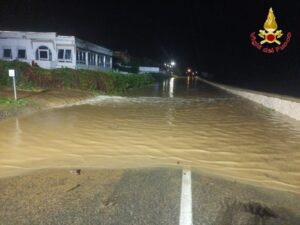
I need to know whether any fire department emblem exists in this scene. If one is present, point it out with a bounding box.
[250,7,291,53]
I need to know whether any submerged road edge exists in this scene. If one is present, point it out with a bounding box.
[197,77,300,121]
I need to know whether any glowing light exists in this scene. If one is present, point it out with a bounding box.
[169,78,174,98]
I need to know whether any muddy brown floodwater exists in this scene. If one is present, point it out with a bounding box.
[0,78,300,194]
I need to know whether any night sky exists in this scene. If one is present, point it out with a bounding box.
[1,0,300,83]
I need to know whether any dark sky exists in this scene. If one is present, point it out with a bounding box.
[1,0,300,80]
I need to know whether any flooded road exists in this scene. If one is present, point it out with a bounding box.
[1,78,300,193]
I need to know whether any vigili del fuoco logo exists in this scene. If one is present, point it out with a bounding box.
[250,7,291,53]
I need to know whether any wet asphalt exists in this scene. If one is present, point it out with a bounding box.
[0,168,300,225]
[99,169,181,225]
[192,170,300,225]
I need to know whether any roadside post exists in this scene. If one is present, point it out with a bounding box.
[8,69,17,100]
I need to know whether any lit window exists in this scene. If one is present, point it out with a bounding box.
[36,46,52,61]
[3,49,12,58]
[18,49,26,59]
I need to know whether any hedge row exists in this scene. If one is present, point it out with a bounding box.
[0,60,155,93]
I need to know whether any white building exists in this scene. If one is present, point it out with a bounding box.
[0,31,113,71]
[139,66,160,74]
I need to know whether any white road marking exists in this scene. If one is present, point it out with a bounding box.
[179,169,193,225]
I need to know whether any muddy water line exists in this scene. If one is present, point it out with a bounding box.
[0,78,300,193]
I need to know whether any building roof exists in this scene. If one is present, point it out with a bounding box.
[0,31,57,39]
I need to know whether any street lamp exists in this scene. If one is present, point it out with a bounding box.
[170,61,176,67]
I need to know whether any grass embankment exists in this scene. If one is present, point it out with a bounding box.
[0,60,162,119]
[0,60,155,94]
[0,97,27,106]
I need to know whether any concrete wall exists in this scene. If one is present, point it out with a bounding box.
[197,77,300,121]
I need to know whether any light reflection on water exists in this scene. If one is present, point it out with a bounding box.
[1,78,300,193]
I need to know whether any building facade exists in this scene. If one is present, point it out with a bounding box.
[139,66,160,74]
[0,31,113,71]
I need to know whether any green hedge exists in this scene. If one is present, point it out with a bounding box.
[0,60,155,94]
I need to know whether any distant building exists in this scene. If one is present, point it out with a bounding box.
[138,66,160,74]
[0,31,113,71]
